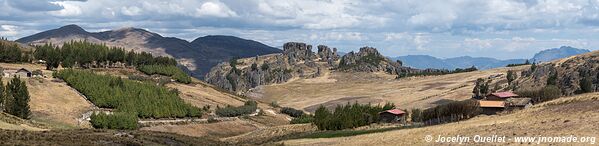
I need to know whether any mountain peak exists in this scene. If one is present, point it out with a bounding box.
[58,24,85,31]
[532,46,590,62]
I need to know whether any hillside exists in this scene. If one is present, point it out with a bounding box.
[281,92,599,145]
[16,24,282,79]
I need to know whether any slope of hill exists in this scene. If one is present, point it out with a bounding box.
[531,46,590,63]
[281,92,599,145]
[392,55,526,70]
[16,24,282,79]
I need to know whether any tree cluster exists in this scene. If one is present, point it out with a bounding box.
[280,107,305,118]
[34,41,176,70]
[312,102,395,130]
[138,65,192,84]
[54,69,201,118]
[506,60,531,67]
[411,99,479,125]
[515,85,561,103]
[506,70,517,85]
[472,78,491,99]
[215,100,258,117]
[0,77,31,119]
[397,66,478,78]
[290,114,314,124]
[90,112,138,130]
[0,41,30,63]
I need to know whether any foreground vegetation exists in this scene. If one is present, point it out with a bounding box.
[313,102,395,130]
[215,100,258,117]
[0,77,31,119]
[54,69,200,119]
[90,112,138,130]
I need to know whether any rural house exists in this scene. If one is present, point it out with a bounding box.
[486,92,519,101]
[379,109,406,123]
[479,100,505,115]
[15,68,32,78]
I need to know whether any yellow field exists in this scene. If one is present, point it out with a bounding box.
[249,66,529,112]
[281,92,599,145]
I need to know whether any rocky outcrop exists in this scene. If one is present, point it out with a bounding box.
[317,45,339,64]
[338,47,403,74]
[206,42,338,93]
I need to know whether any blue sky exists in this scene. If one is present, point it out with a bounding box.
[1,0,599,59]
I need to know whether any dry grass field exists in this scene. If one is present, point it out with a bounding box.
[281,92,599,145]
[141,120,259,138]
[168,82,246,108]
[248,65,529,112]
[1,63,94,129]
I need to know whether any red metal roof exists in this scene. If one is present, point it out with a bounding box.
[490,92,519,98]
[382,109,406,115]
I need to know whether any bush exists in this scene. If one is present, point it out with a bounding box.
[281,107,305,118]
[215,101,258,117]
[290,114,314,124]
[138,65,191,84]
[90,112,138,130]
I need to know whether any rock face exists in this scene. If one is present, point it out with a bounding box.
[206,42,339,93]
[515,51,598,96]
[317,45,339,64]
[338,47,403,74]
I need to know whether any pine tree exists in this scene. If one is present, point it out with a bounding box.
[6,77,30,119]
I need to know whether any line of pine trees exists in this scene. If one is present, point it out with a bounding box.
[410,99,479,125]
[0,77,31,119]
[215,100,258,117]
[90,112,138,130]
[397,66,478,78]
[34,41,177,70]
[312,102,395,130]
[54,69,200,118]
[0,41,31,63]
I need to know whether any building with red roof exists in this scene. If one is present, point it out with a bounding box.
[379,109,406,123]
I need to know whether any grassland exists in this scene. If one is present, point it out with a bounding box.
[281,92,599,145]
[248,65,529,113]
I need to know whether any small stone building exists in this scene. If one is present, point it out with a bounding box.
[379,109,406,123]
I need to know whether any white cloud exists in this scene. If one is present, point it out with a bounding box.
[195,1,237,18]
[0,25,19,36]
[49,1,82,16]
[121,6,142,16]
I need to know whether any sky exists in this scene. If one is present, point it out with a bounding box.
[2,0,599,59]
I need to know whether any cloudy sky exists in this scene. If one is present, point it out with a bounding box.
[2,0,599,59]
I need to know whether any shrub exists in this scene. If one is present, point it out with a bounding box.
[281,107,305,118]
[215,101,258,117]
[290,114,314,124]
[90,112,138,130]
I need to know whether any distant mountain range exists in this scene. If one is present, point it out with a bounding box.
[531,46,590,63]
[392,46,590,70]
[16,24,282,79]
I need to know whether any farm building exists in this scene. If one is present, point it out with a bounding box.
[486,92,519,101]
[379,109,406,123]
[14,68,32,78]
[479,100,505,115]
[506,98,533,109]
